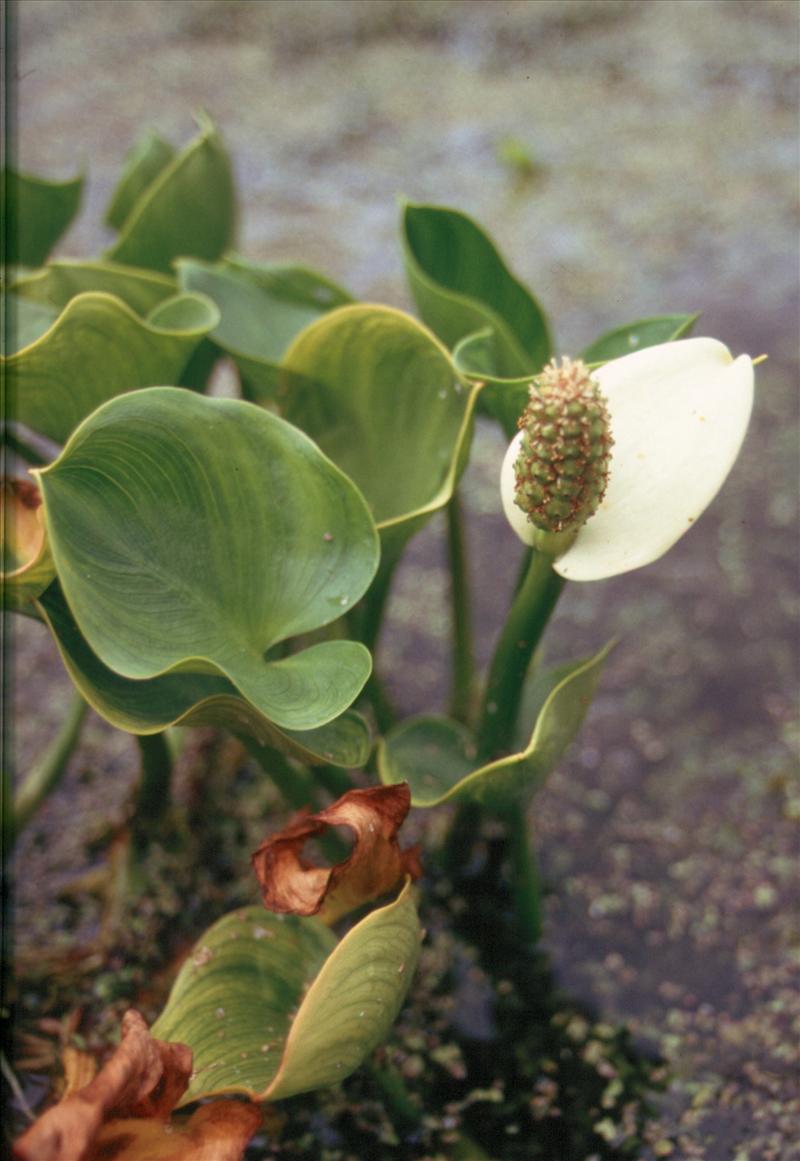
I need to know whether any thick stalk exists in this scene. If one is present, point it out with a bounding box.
[476,549,565,761]
[350,549,401,732]
[13,693,88,840]
[132,733,174,846]
[446,491,475,724]
[502,805,542,946]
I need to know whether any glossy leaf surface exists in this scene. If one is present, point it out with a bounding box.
[4,168,83,266]
[379,643,613,810]
[152,882,420,1104]
[12,259,176,315]
[37,388,378,730]
[5,291,219,443]
[105,115,235,273]
[281,304,479,550]
[401,202,551,376]
[38,584,371,767]
[178,256,353,401]
[580,313,699,365]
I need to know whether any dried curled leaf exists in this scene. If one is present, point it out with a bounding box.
[252,783,422,924]
[83,1103,263,1161]
[12,1010,260,1161]
[2,477,55,609]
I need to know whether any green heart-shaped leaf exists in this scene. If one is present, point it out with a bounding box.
[12,259,177,315]
[152,880,421,1104]
[105,114,235,273]
[4,291,219,443]
[580,314,700,365]
[104,130,176,231]
[379,642,614,810]
[37,583,371,767]
[178,255,353,401]
[280,304,479,553]
[36,388,379,731]
[3,168,83,267]
[401,202,552,377]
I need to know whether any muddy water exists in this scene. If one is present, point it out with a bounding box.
[11,2,800,1155]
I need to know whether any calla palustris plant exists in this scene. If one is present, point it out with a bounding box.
[8,119,759,1143]
[501,338,755,578]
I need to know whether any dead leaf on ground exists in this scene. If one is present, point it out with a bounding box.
[13,1009,261,1161]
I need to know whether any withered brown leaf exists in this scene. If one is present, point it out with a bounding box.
[12,1009,260,1161]
[252,782,422,924]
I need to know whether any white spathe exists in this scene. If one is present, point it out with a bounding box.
[500,338,754,581]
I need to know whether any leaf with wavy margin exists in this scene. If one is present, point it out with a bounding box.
[4,291,219,443]
[280,304,480,556]
[36,388,379,732]
[378,643,614,810]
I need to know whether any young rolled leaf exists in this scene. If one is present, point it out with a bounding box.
[3,168,83,267]
[401,202,552,377]
[152,880,421,1105]
[280,304,480,555]
[252,784,422,924]
[580,313,699,365]
[105,114,235,274]
[37,583,372,768]
[4,291,219,443]
[178,255,353,401]
[12,1010,262,1161]
[12,259,177,315]
[378,643,614,811]
[2,477,55,611]
[36,388,379,732]
[104,130,176,231]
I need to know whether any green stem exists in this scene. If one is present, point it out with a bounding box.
[503,806,542,946]
[476,549,565,761]
[350,549,401,731]
[132,732,173,846]
[240,736,321,813]
[354,551,398,655]
[365,1059,421,1129]
[13,692,88,839]
[446,491,475,725]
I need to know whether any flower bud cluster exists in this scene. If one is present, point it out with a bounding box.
[513,357,613,533]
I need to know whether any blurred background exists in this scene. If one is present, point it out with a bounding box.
[12,1,800,1155]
